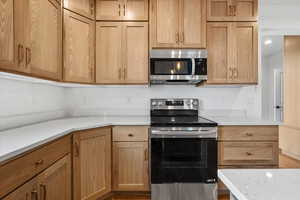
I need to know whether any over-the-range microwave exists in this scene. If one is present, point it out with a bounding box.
[150,49,207,85]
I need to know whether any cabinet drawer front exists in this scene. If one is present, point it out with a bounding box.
[218,142,279,166]
[113,126,149,141]
[218,126,278,141]
[0,135,71,198]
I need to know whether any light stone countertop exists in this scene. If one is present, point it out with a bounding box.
[0,116,281,163]
[218,169,300,200]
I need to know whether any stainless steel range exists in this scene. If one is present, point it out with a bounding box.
[150,98,218,200]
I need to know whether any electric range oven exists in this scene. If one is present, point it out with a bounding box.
[150,99,218,200]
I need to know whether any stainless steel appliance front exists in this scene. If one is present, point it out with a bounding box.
[151,184,217,200]
[150,49,207,85]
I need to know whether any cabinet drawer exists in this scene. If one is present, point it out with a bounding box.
[0,135,71,198]
[113,126,149,142]
[218,142,279,166]
[218,126,278,141]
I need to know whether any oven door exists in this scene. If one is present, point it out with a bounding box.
[150,58,193,76]
[151,137,217,184]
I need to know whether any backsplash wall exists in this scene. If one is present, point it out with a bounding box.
[66,85,262,119]
[0,78,67,131]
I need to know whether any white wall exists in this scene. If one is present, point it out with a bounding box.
[0,78,67,131]
[66,85,261,119]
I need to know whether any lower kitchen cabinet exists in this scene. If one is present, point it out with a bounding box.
[73,127,112,200]
[3,154,71,200]
[113,142,149,191]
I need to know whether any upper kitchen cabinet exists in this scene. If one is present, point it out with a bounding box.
[0,0,62,80]
[207,22,257,84]
[207,0,258,22]
[28,0,62,80]
[63,10,95,83]
[0,0,29,74]
[96,0,148,21]
[96,22,148,84]
[73,127,112,200]
[150,0,206,48]
[64,0,95,19]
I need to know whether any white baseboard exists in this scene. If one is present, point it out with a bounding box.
[281,150,300,161]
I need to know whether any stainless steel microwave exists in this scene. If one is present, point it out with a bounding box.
[150,49,207,85]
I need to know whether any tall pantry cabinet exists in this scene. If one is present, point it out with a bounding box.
[0,0,62,80]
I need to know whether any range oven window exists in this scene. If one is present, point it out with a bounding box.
[150,58,192,75]
[151,138,217,184]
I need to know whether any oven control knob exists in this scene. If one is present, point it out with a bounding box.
[152,101,157,106]
[192,101,198,106]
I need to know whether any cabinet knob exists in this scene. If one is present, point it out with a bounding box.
[35,159,44,166]
[246,132,253,137]
[128,133,134,137]
[31,189,38,200]
[246,152,253,156]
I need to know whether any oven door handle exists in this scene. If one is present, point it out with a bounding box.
[151,130,217,138]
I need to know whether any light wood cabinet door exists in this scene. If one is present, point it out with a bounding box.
[207,22,231,84]
[96,0,123,20]
[123,22,148,84]
[150,0,179,48]
[123,0,148,20]
[28,0,62,80]
[179,0,206,48]
[207,0,257,21]
[64,0,95,19]
[37,154,72,200]
[231,22,257,84]
[96,22,123,84]
[0,0,28,73]
[2,178,38,200]
[73,127,112,200]
[113,142,149,191]
[63,10,95,83]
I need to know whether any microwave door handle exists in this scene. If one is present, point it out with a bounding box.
[191,59,195,75]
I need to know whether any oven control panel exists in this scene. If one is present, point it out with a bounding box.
[151,98,199,110]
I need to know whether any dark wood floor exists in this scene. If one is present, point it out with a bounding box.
[218,153,300,200]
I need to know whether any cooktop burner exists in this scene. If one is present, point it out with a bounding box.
[150,99,217,127]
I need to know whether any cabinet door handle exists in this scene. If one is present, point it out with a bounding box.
[40,184,47,200]
[118,68,122,80]
[144,149,148,161]
[228,68,233,79]
[246,132,253,137]
[18,44,24,64]
[182,32,184,43]
[233,5,237,16]
[75,142,80,157]
[26,48,31,66]
[35,159,44,166]
[123,4,126,16]
[123,67,127,80]
[234,68,238,78]
[31,189,38,200]
[118,4,121,16]
[90,1,94,15]
[89,68,94,80]
[175,32,179,43]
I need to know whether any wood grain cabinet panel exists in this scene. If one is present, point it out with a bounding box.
[96,22,123,84]
[96,22,148,84]
[218,126,279,141]
[207,22,231,84]
[207,22,257,84]
[73,127,112,200]
[2,178,38,200]
[28,0,62,80]
[64,0,95,19]
[150,0,206,48]
[63,10,95,83]
[113,142,149,191]
[37,154,72,200]
[113,126,149,142]
[123,22,148,84]
[179,0,206,48]
[0,0,28,73]
[218,142,279,166]
[207,0,257,21]
[150,0,179,48]
[96,0,148,20]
